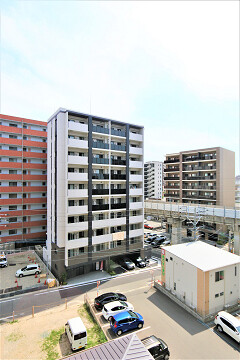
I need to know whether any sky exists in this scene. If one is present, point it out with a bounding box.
[1,1,239,173]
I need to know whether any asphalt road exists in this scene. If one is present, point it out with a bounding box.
[0,266,160,320]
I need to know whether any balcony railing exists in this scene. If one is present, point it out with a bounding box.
[92,158,109,164]
[111,203,127,209]
[182,194,216,200]
[111,159,126,166]
[182,186,216,190]
[164,159,180,164]
[92,125,109,134]
[92,189,109,195]
[92,173,109,180]
[164,168,180,172]
[111,189,126,194]
[111,144,126,151]
[164,176,180,180]
[183,155,216,162]
[183,166,216,171]
[111,174,126,180]
[111,129,126,137]
[165,193,180,198]
[92,204,109,211]
[92,141,109,150]
[183,176,216,181]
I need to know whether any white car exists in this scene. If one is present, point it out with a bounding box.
[16,264,41,277]
[102,300,134,321]
[214,311,240,344]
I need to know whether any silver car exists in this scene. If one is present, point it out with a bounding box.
[16,264,41,277]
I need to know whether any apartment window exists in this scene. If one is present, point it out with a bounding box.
[9,194,17,198]
[23,159,27,163]
[23,228,27,234]
[68,200,74,206]
[220,292,224,296]
[215,271,224,282]
[9,182,17,186]
[235,266,237,276]
[23,194,27,198]
[42,204,46,208]
[23,217,26,221]
[23,205,27,209]
[23,182,27,186]
[215,293,219,298]
[117,240,122,246]
[9,229,17,235]
[42,182,46,186]
[9,123,17,127]
[9,146,17,151]
[9,170,17,174]
[42,171,46,175]
[9,218,17,223]
[23,125,27,129]
[42,193,46,196]
[174,283,176,291]
[42,226,46,230]
[23,136,27,140]
[23,147,27,151]
[9,158,18,162]
[42,150,46,153]
[42,215,46,219]
[23,170,27,174]
[42,160,46,164]
[42,139,47,142]
[9,135,17,139]
[9,205,17,210]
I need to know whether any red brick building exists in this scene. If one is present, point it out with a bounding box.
[0,114,47,247]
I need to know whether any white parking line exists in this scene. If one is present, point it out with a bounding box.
[0,298,16,304]
[135,326,151,334]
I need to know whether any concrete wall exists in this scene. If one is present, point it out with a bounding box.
[219,148,235,207]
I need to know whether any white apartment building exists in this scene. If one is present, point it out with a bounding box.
[235,175,240,204]
[144,161,164,200]
[161,241,240,317]
[46,108,144,279]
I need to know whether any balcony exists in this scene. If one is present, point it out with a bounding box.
[164,186,180,190]
[92,189,109,195]
[111,174,126,180]
[164,168,179,172]
[164,176,180,180]
[109,217,126,227]
[182,194,216,200]
[164,159,179,164]
[68,121,88,133]
[92,125,109,135]
[129,215,143,224]
[182,185,216,190]
[92,173,109,180]
[66,221,88,232]
[111,159,126,166]
[111,129,126,137]
[130,201,143,210]
[129,160,143,168]
[111,144,126,151]
[129,132,143,142]
[111,203,126,210]
[92,141,109,150]
[92,218,110,229]
[92,158,109,165]
[68,173,88,181]
[183,155,216,162]
[92,204,109,211]
[67,205,88,215]
[129,146,143,155]
[129,228,143,238]
[67,237,88,249]
[130,188,143,196]
[68,189,88,197]
[129,174,142,182]
[183,176,216,181]
[183,166,216,172]
[68,155,88,166]
[68,138,88,149]
[111,189,126,195]
[165,193,180,198]
[92,233,113,245]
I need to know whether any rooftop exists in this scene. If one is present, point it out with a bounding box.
[162,241,240,271]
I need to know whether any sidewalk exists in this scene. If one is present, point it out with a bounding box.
[67,270,111,285]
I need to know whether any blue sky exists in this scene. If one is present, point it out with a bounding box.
[1,1,239,172]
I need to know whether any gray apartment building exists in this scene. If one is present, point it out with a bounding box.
[164,147,235,207]
[45,108,144,279]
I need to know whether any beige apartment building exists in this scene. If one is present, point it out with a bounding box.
[164,147,235,207]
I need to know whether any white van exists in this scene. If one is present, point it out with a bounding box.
[65,317,87,351]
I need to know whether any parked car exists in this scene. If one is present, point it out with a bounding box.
[134,256,146,268]
[110,310,144,336]
[142,335,170,360]
[144,224,153,230]
[161,239,171,247]
[120,257,135,270]
[15,264,41,277]
[151,237,166,248]
[94,292,127,311]
[102,300,134,321]
[0,254,8,268]
[214,311,240,343]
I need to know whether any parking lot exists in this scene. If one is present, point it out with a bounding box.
[0,251,53,292]
[87,278,240,359]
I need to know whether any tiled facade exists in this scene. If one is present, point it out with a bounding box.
[0,114,47,246]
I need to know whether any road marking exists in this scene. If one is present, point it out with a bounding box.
[135,326,151,334]
[0,315,14,320]
[118,285,149,294]
[0,298,16,304]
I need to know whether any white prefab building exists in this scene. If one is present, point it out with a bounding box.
[161,241,240,317]
[144,161,164,200]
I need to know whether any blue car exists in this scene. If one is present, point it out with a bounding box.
[110,310,144,336]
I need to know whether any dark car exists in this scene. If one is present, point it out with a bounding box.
[94,292,127,311]
[120,257,135,270]
[142,335,170,360]
[134,256,146,268]
[151,237,166,248]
